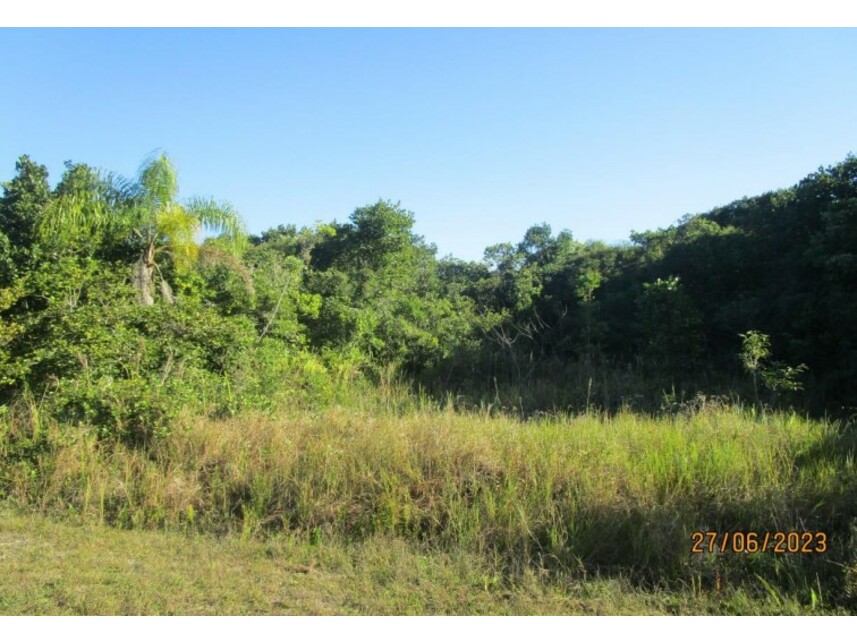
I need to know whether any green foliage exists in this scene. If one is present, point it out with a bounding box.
[302,200,477,374]
[760,363,809,394]
[575,266,602,303]
[638,276,704,372]
[739,330,808,407]
[0,279,27,388]
[739,330,770,374]
[246,249,317,346]
[1,149,856,440]
[37,153,246,306]
[1,250,259,441]
[0,155,50,251]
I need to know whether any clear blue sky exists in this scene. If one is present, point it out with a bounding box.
[2,28,856,260]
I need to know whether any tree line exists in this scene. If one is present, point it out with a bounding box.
[1,152,855,440]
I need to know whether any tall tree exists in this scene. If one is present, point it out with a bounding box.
[0,155,50,252]
[39,153,246,305]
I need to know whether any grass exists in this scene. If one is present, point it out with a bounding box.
[2,397,856,614]
[0,504,844,615]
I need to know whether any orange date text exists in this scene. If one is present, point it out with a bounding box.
[690,531,827,554]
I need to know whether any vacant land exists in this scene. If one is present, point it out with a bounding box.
[2,404,855,614]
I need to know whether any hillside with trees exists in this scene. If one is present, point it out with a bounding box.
[2,152,855,427]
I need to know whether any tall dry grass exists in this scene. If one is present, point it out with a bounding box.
[4,398,856,605]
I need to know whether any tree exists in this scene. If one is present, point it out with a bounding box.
[575,266,603,363]
[0,155,51,255]
[638,276,704,373]
[739,330,807,409]
[38,153,246,306]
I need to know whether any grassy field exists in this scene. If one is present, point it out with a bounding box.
[0,505,843,615]
[2,400,856,614]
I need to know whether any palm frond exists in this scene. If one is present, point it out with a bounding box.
[157,203,199,273]
[186,196,248,252]
[100,170,144,235]
[37,161,141,252]
[138,153,179,215]
[38,187,112,246]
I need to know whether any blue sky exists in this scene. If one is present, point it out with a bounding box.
[2,28,856,260]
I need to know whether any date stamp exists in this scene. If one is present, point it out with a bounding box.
[691,531,828,554]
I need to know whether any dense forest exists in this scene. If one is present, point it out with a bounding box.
[1,152,855,439]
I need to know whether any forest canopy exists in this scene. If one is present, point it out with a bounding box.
[1,151,856,441]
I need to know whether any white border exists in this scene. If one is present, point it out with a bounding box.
[1,1,856,27]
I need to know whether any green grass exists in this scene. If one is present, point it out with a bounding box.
[2,400,856,614]
[0,504,845,615]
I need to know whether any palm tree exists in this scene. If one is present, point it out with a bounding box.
[39,153,247,305]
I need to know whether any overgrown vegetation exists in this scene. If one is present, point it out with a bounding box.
[1,151,856,614]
